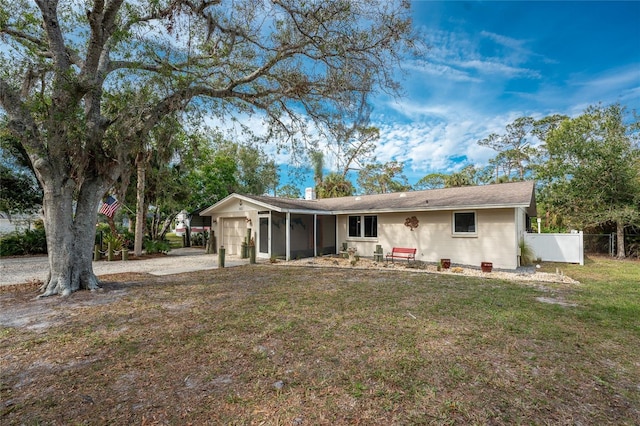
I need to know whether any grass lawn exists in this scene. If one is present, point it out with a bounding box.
[1,256,638,425]
[165,232,184,249]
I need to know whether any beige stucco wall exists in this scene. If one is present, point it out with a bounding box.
[339,208,519,269]
[208,199,259,255]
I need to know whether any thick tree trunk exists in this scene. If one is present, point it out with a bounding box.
[134,155,146,257]
[616,222,626,259]
[39,178,105,297]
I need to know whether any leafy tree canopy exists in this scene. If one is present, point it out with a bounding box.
[0,164,42,218]
[277,183,302,199]
[0,0,419,295]
[210,139,278,197]
[536,103,640,257]
[317,172,354,198]
[414,173,446,190]
[478,115,567,183]
[357,160,410,194]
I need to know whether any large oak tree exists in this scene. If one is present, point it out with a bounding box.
[0,0,418,296]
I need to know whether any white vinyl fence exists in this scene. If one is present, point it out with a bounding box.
[524,232,584,265]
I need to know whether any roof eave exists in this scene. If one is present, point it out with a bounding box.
[330,203,533,215]
[200,193,286,216]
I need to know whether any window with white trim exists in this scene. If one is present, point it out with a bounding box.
[348,215,377,238]
[453,211,476,235]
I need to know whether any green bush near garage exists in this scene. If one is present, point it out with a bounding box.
[0,227,47,256]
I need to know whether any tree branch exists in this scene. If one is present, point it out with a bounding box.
[34,0,71,73]
[0,78,45,159]
[0,27,51,54]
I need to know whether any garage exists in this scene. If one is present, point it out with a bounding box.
[221,218,247,256]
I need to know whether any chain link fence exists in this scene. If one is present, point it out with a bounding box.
[584,233,640,258]
[626,233,640,259]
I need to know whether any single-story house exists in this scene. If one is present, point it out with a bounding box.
[200,180,537,270]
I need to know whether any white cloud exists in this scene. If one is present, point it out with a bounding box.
[415,27,543,83]
[385,100,456,121]
[503,64,640,116]
[370,101,521,182]
[569,66,640,108]
[479,30,556,66]
[455,59,541,79]
[405,60,481,82]
[480,31,527,51]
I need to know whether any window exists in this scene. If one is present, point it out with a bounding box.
[348,215,377,238]
[348,216,361,237]
[453,211,476,235]
[364,215,377,237]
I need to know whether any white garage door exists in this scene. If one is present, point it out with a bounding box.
[222,218,246,256]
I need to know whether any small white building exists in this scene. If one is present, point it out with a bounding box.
[0,213,42,235]
[173,210,189,236]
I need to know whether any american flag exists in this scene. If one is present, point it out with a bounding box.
[99,196,121,218]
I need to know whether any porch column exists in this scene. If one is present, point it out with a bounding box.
[335,215,340,255]
[313,214,317,257]
[286,212,291,261]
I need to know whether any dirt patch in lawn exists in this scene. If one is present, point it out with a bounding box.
[0,273,151,331]
[535,296,579,307]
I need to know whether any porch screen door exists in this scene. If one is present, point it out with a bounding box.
[259,217,269,254]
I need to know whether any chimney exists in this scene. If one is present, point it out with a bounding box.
[304,187,316,200]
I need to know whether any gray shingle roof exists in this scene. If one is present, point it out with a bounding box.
[238,181,536,215]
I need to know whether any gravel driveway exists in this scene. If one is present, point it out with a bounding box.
[0,248,249,286]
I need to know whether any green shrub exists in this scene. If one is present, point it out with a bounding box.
[119,230,134,250]
[103,232,123,252]
[95,223,134,250]
[0,233,21,256]
[0,228,47,256]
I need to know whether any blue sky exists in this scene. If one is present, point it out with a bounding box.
[278,0,640,192]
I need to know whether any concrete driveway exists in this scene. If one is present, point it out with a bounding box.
[0,248,250,286]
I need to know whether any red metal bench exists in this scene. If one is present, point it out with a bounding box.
[386,247,417,264]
